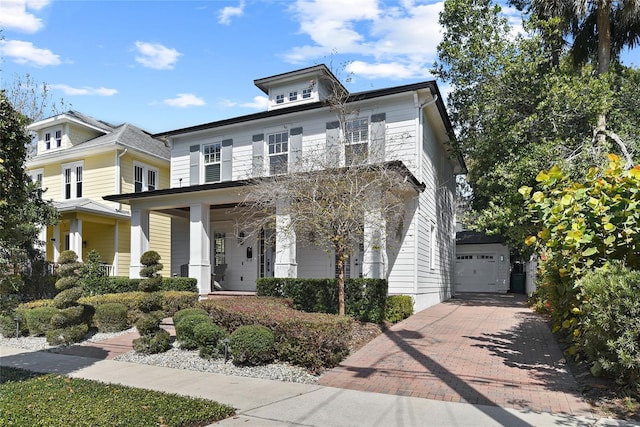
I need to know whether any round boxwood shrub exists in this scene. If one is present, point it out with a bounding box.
[193,322,227,359]
[24,307,58,336]
[94,303,129,332]
[173,308,208,326]
[175,314,211,350]
[229,325,275,366]
[46,323,89,346]
[135,313,162,336]
[133,328,171,354]
[0,315,19,338]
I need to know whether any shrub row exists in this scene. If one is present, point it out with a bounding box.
[256,277,388,323]
[384,295,414,323]
[82,276,198,295]
[200,297,353,373]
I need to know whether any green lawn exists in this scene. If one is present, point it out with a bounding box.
[0,367,235,426]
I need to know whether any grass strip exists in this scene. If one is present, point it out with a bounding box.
[0,367,235,426]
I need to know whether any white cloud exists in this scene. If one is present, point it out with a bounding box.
[0,0,49,33]
[134,41,182,70]
[0,40,60,66]
[50,84,117,96]
[346,61,428,80]
[163,94,206,108]
[284,0,443,79]
[218,95,269,110]
[218,0,245,25]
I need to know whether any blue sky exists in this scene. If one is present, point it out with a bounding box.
[2,0,639,134]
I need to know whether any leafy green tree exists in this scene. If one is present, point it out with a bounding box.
[0,91,57,295]
[434,0,640,254]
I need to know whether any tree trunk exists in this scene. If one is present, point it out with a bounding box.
[336,245,345,316]
[595,0,612,146]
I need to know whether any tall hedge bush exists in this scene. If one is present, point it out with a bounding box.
[256,277,388,322]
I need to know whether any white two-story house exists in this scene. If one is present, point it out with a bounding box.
[104,65,465,311]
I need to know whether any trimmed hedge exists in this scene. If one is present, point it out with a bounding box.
[385,295,414,323]
[79,291,198,324]
[256,277,388,323]
[81,277,198,295]
[201,297,352,373]
[94,303,129,332]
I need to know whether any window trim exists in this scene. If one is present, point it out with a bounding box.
[202,142,222,183]
[344,117,369,165]
[267,131,289,175]
[61,161,83,200]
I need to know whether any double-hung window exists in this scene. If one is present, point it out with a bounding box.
[203,142,222,183]
[45,132,51,150]
[268,131,288,175]
[55,130,62,148]
[289,91,298,101]
[302,88,312,99]
[134,162,159,192]
[62,161,83,199]
[345,118,369,165]
[44,128,62,150]
[276,94,285,104]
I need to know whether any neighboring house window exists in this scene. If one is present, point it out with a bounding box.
[289,91,297,101]
[345,118,369,165]
[134,162,159,192]
[62,161,83,199]
[45,132,51,150]
[276,94,284,104]
[203,142,222,183]
[29,169,44,189]
[302,88,312,99]
[268,131,288,175]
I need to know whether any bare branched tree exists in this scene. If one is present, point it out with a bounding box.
[238,64,420,315]
[3,73,69,123]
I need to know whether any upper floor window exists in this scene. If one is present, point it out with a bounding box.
[134,162,159,192]
[302,88,312,99]
[276,94,285,104]
[62,161,83,199]
[203,142,222,183]
[345,118,369,165]
[268,131,288,175]
[289,91,298,101]
[44,128,62,150]
[28,169,44,189]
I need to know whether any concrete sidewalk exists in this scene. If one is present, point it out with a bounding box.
[1,345,635,426]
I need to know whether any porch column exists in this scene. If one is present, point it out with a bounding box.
[113,221,119,276]
[36,226,47,256]
[363,201,386,279]
[130,208,150,278]
[274,197,297,278]
[69,218,83,262]
[52,225,60,262]
[188,203,211,294]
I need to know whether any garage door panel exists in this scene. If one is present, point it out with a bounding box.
[455,253,497,292]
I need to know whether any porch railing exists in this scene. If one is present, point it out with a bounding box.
[98,263,115,277]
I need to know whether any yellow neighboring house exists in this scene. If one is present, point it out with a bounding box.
[25,111,171,277]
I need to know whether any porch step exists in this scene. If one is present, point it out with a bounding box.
[206,291,257,299]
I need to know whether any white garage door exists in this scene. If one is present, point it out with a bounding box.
[455,254,498,292]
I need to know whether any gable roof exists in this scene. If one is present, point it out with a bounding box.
[79,123,170,160]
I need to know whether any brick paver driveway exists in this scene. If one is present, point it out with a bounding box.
[319,293,594,416]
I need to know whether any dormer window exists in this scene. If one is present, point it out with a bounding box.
[44,128,62,150]
[276,94,284,104]
[302,88,312,99]
[289,91,298,101]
